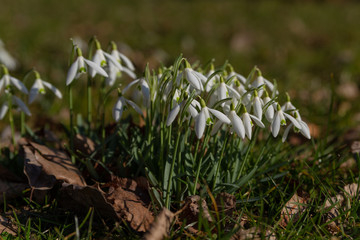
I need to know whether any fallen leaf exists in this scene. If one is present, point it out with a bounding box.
[215,192,236,216]
[106,176,154,232]
[350,141,360,154]
[343,183,359,198]
[144,208,175,240]
[0,165,28,204]
[22,141,86,190]
[74,134,96,156]
[280,192,308,227]
[0,215,17,236]
[179,195,213,229]
[231,227,276,240]
[59,183,118,220]
[323,194,344,234]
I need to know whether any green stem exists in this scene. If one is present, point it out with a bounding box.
[165,129,181,209]
[7,93,16,148]
[192,126,212,195]
[68,85,75,164]
[237,127,259,179]
[20,112,25,136]
[87,76,92,134]
[212,133,230,191]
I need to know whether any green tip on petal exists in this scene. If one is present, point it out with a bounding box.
[220,76,225,83]
[234,80,241,87]
[210,63,215,71]
[286,92,291,102]
[228,63,234,73]
[76,47,83,57]
[230,102,235,111]
[34,70,41,79]
[94,39,101,50]
[39,88,45,94]
[254,90,258,97]
[240,104,247,114]
[199,97,206,108]
[1,64,9,75]
[110,41,117,50]
[277,103,281,111]
[255,67,262,76]
[264,89,269,98]
[281,119,286,125]
[294,111,299,119]
[184,60,191,69]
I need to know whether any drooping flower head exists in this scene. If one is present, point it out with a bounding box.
[28,70,62,104]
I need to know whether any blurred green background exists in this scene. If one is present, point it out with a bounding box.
[1,0,360,131]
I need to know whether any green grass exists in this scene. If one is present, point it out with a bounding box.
[0,0,360,239]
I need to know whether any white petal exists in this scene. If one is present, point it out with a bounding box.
[66,58,79,85]
[195,109,206,139]
[282,124,293,142]
[253,97,262,120]
[125,99,143,116]
[208,108,231,124]
[271,112,281,137]
[42,80,63,99]
[90,51,102,77]
[112,97,124,122]
[219,82,227,106]
[0,77,5,92]
[0,102,8,119]
[188,102,199,118]
[283,112,302,130]
[243,113,252,139]
[84,59,108,78]
[263,78,274,92]
[123,79,140,94]
[192,71,207,84]
[249,114,265,128]
[28,80,41,104]
[10,77,28,94]
[118,52,135,71]
[299,120,311,139]
[13,96,31,116]
[230,111,245,139]
[211,120,224,136]
[265,105,274,122]
[184,68,203,91]
[140,80,150,104]
[166,103,181,126]
[103,52,123,71]
[122,67,136,79]
[226,85,241,99]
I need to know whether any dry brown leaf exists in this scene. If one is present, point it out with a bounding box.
[144,208,175,240]
[0,165,28,204]
[350,141,360,154]
[179,195,213,229]
[231,227,276,240]
[59,183,118,220]
[0,215,17,236]
[280,192,308,227]
[74,134,96,156]
[343,183,359,198]
[23,141,86,190]
[106,176,154,232]
[215,192,236,216]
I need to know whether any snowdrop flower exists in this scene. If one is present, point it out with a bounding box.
[227,65,247,85]
[123,77,150,105]
[251,71,275,96]
[0,95,31,119]
[66,46,108,86]
[0,39,17,70]
[28,71,62,104]
[0,65,28,94]
[240,104,265,140]
[204,63,219,92]
[218,76,240,107]
[263,90,274,122]
[282,112,311,142]
[271,103,302,138]
[184,61,205,91]
[195,98,230,139]
[112,89,143,122]
[106,41,136,86]
[251,90,263,120]
[166,93,200,126]
[228,103,245,139]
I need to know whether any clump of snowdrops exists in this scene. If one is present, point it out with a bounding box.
[0,37,310,209]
